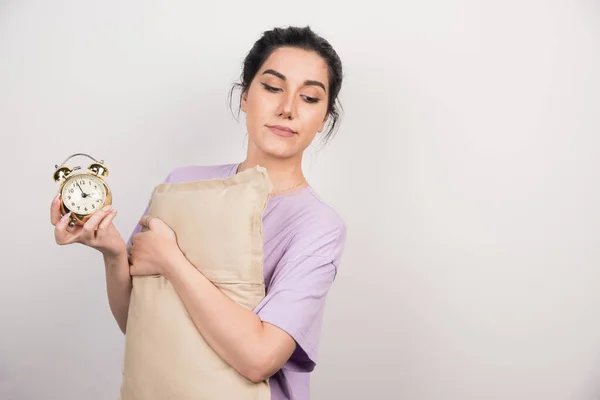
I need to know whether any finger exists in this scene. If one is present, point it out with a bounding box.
[81,205,113,240]
[139,215,154,231]
[50,194,62,226]
[130,232,142,246]
[143,216,175,238]
[127,246,134,265]
[129,262,145,277]
[128,251,139,274]
[54,212,79,245]
[98,208,118,232]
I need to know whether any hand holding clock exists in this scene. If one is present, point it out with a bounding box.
[50,194,126,259]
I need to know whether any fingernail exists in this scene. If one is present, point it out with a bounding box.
[102,205,112,211]
[54,193,60,202]
[61,211,71,221]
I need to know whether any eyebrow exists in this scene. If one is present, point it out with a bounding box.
[262,69,326,92]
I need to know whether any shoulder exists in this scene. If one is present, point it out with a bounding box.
[274,188,347,268]
[300,189,346,240]
[164,163,238,183]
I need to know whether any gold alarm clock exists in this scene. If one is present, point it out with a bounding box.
[53,153,112,227]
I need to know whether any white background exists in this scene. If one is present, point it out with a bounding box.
[1,0,600,399]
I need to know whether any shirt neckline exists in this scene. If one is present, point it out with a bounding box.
[228,162,312,200]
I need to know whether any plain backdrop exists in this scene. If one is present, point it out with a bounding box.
[1,0,600,399]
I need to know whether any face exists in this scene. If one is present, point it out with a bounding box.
[61,174,107,215]
[241,47,330,160]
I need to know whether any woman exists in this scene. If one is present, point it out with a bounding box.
[50,25,346,400]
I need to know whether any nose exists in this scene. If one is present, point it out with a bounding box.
[277,92,296,120]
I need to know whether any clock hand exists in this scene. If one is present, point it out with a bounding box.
[76,182,90,198]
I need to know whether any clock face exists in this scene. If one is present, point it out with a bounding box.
[61,174,107,215]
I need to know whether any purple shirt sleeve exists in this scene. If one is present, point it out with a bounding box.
[253,220,346,372]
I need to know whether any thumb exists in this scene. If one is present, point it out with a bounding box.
[142,216,175,238]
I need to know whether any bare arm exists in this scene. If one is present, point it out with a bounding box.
[103,250,132,334]
[51,194,131,333]
[165,256,296,383]
[127,217,296,383]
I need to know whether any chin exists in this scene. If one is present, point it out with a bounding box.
[261,142,299,159]
[252,129,302,159]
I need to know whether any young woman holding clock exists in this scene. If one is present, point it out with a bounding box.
[50,25,346,400]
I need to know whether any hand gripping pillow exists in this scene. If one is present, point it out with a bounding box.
[118,166,273,400]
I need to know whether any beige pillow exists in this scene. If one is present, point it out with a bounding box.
[118,166,273,400]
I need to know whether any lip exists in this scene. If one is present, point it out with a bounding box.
[267,125,297,137]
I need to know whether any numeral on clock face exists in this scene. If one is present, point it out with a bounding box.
[62,174,108,215]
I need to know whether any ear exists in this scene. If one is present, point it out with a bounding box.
[241,89,248,113]
[318,115,327,133]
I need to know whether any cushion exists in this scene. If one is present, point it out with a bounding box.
[118,165,273,400]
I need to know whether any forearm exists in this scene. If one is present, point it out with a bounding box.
[165,255,272,382]
[103,250,132,334]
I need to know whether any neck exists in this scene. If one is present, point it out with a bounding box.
[237,152,307,196]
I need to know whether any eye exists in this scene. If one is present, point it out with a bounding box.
[302,95,321,104]
[261,83,282,93]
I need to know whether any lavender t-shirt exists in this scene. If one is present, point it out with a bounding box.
[127,163,346,400]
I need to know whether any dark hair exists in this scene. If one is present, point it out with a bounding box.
[228,26,344,144]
